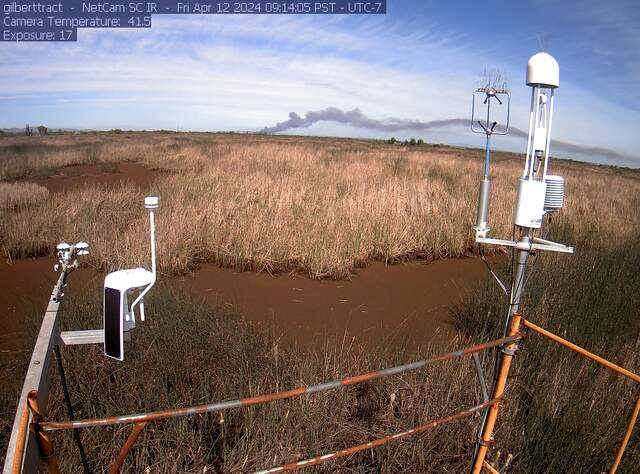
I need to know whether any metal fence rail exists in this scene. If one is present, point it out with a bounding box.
[519,317,640,474]
[38,335,518,432]
[252,397,500,473]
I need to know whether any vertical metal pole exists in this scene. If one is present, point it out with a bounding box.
[471,313,522,474]
[10,403,30,474]
[484,95,491,177]
[471,234,531,472]
[27,392,61,474]
[484,135,491,177]
[609,393,640,474]
[504,235,531,335]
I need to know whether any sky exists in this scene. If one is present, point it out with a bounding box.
[1,0,639,166]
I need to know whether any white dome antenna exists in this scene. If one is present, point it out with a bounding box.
[527,52,559,88]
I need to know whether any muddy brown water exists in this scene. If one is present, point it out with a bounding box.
[176,258,485,348]
[2,163,488,363]
[0,256,486,355]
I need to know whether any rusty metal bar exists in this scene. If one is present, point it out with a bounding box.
[521,318,640,384]
[27,390,60,474]
[253,397,501,473]
[471,313,522,474]
[10,401,31,474]
[609,393,640,474]
[39,335,520,432]
[108,423,147,474]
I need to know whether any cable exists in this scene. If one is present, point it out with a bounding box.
[54,345,92,474]
[480,249,509,299]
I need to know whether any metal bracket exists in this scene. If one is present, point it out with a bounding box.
[476,236,574,254]
[500,344,519,356]
[477,438,496,448]
[60,329,131,346]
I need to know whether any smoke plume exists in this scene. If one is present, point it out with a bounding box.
[261,107,635,165]
[261,107,471,134]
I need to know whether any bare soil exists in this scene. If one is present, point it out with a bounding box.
[32,162,163,193]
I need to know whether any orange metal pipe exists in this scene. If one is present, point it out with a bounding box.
[471,313,522,474]
[39,335,519,432]
[109,422,147,474]
[11,399,31,474]
[27,391,60,474]
[483,460,501,474]
[254,397,500,473]
[521,318,640,384]
[609,393,640,474]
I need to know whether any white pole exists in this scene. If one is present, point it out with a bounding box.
[529,87,541,180]
[130,204,157,318]
[149,210,156,277]
[523,88,536,178]
[542,89,554,179]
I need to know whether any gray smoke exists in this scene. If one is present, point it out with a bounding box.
[261,107,470,134]
[261,107,636,165]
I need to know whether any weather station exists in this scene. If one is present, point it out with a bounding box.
[58,196,160,362]
[470,52,575,473]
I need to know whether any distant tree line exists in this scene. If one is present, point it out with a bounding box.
[24,124,47,136]
[386,137,425,146]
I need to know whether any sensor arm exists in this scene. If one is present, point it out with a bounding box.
[130,199,158,322]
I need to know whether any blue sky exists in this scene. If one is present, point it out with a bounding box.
[1,0,639,166]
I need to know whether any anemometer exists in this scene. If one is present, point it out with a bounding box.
[471,81,510,238]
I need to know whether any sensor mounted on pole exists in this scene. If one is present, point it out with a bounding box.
[103,196,160,361]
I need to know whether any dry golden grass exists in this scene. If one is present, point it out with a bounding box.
[1,133,639,278]
[0,181,49,211]
[2,133,639,472]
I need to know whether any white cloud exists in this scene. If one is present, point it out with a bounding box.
[0,12,637,164]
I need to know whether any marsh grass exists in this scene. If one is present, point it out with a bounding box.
[1,134,639,472]
[1,133,639,278]
[1,284,487,473]
[454,229,640,473]
[0,182,49,211]
[3,237,637,472]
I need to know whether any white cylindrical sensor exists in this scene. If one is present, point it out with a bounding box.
[513,178,547,228]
